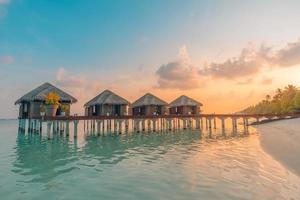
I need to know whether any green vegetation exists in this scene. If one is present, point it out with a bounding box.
[60,104,69,112]
[242,85,300,114]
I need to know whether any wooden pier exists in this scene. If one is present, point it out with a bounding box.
[17,113,300,139]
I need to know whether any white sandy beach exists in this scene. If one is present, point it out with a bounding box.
[256,118,300,176]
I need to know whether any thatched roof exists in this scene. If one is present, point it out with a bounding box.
[15,82,77,105]
[132,93,167,108]
[84,90,129,107]
[169,95,203,107]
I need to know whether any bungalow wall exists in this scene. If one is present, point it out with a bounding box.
[18,101,71,118]
[132,105,167,116]
[18,101,42,118]
[169,105,200,115]
[86,104,128,116]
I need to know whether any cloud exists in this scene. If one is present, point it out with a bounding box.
[237,78,253,85]
[199,44,271,80]
[55,67,86,88]
[55,68,100,115]
[199,38,300,80]
[0,0,10,19]
[0,0,10,5]
[0,55,14,65]
[261,77,273,85]
[274,39,300,67]
[155,46,201,90]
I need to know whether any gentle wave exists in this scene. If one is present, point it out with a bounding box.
[0,120,299,200]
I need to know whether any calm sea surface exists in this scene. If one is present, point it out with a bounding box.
[0,119,299,200]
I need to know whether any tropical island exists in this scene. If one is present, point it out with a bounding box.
[242,85,300,114]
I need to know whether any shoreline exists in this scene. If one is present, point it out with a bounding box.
[250,116,300,125]
[254,118,300,177]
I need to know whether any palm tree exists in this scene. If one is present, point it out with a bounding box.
[284,84,297,100]
[265,95,271,102]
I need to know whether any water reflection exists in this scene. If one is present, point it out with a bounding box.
[7,119,300,200]
[13,123,251,183]
[13,133,79,183]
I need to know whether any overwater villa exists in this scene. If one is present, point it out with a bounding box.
[84,90,130,116]
[132,93,168,116]
[169,95,203,115]
[15,82,77,118]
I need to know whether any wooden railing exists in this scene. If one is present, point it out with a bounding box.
[24,113,300,121]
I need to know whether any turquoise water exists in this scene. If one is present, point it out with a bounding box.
[0,119,300,200]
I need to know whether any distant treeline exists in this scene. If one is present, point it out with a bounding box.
[242,85,300,114]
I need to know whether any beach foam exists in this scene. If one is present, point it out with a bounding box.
[256,118,300,177]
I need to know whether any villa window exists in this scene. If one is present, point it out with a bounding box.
[23,103,28,113]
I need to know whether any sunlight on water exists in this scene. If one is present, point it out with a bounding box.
[0,119,299,200]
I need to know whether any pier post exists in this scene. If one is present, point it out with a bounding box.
[52,121,56,134]
[18,119,21,131]
[136,120,140,133]
[47,121,52,139]
[18,119,22,132]
[102,120,105,134]
[93,120,96,132]
[221,117,225,135]
[152,119,157,132]
[232,118,237,134]
[188,118,192,129]
[213,117,216,129]
[28,119,31,133]
[60,121,64,134]
[22,119,26,132]
[173,119,176,131]
[200,117,203,128]
[234,118,237,130]
[118,120,123,134]
[56,121,59,132]
[74,120,79,138]
[205,118,208,129]
[97,120,101,136]
[168,119,172,131]
[125,120,129,133]
[183,118,187,130]
[208,118,212,130]
[106,120,110,133]
[39,120,42,134]
[33,120,36,133]
[195,118,200,129]
[109,120,112,133]
[208,118,212,137]
[142,120,145,132]
[147,120,151,132]
[243,118,249,134]
[18,119,21,132]
[35,120,39,134]
[65,121,70,136]
[114,120,117,134]
[19,119,23,132]
[31,120,35,133]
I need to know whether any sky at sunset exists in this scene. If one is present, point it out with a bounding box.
[1,0,300,118]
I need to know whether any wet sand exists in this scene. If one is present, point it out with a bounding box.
[256,118,300,176]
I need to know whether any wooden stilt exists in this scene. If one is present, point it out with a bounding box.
[74,120,79,138]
